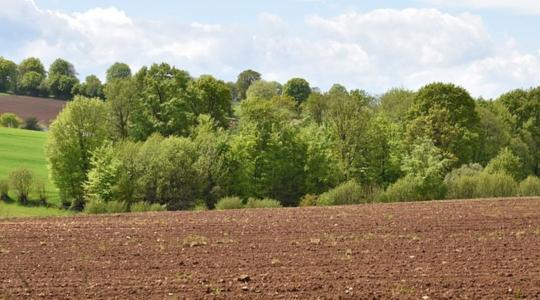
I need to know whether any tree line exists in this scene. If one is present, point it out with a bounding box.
[8,56,536,211]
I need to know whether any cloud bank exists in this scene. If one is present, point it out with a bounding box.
[1,0,539,98]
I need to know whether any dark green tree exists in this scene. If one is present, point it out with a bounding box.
[283,77,311,104]
[235,69,261,100]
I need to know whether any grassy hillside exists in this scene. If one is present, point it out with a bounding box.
[0,127,66,218]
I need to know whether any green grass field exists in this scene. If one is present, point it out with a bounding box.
[0,127,67,218]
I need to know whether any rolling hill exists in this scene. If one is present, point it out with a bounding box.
[0,94,66,127]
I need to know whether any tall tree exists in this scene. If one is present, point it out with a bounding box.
[106,62,132,82]
[46,96,110,210]
[283,77,311,104]
[245,80,282,100]
[18,57,46,96]
[187,75,233,128]
[104,78,137,139]
[235,69,261,101]
[406,82,480,165]
[47,58,79,100]
[131,63,192,139]
[0,57,18,93]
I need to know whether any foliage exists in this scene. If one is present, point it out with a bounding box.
[235,69,261,100]
[22,117,41,131]
[0,113,22,128]
[130,201,166,212]
[376,176,424,202]
[317,180,365,206]
[378,88,415,122]
[104,78,137,139]
[84,199,107,214]
[246,80,282,100]
[18,71,45,96]
[245,198,282,209]
[473,172,518,198]
[47,58,79,100]
[282,78,311,104]
[444,164,483,199]
[187,75,232,128]
[9,167,34,205]
[518,176,540,197]
[215,196,244,210]
[0,57,18,92]
[407,82,480,165]
[0,178,9,201]
[74,75,103,98]
[484,148,524,180]
[106,62,132,82]
[46,96,110,210]
[299,194,318,207]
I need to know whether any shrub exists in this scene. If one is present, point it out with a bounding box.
[0,112,22,128]
[130,201,167,212]
[9,167,34,205]
[299,194,318,207]
[445,175,478,200]
[34,179,47,205]
[191,199,208,211]
[376,176,423,202]
[215,196,244,210]
[484,148,524,180]
[22,117,41,131]
[245,198,282,209]
[84,199,107,214]
[317,180,364,206]
[106,201,127,214]
[474,172,518,198]
[0,179,9,201]
[519,176,540,197]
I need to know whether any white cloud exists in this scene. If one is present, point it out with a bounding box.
[423,0,540,15]
[1,0,539,98]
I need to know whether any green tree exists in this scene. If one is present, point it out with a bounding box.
[46,96,110,210]
[18,57,46,77]
[283,77,311,104]
[246,80,282,100]
[9,167,34,205]
[74,75,103,98]
[235,69,261,100]
[47,58,79,100]
[106,62,132,82]
[187,75,233,128]
[104,78,137,139]
[378,88,415,122]
[131,63,193,139]
[0,57,18,92]
[407,82,480,165]
[18,71,45,96]
[484,147,524,180]
[0,113,22,128]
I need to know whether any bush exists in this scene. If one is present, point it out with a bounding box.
[376,176,424,202]
[34,179,47,205]
[0,112,22,128]
[474,172,517,198]
[519,176,540,197]
[484,148,524,180]
[22,117,41,131]
[9,167,34,205]
[215,196,244,210]
[0,179,9,201]
[84,199,107,214]
[245,198,282,209]
[130,201,166,212]
[445,175,478,199]
[191,200,208,211]
[317,180,364,206]
[299,194,318,207]
[106,201,127,213]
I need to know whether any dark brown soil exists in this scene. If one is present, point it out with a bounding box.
[0,94,66,127]
[1,198,539,299]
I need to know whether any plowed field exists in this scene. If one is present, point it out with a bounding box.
[0,94,65,126]
[1,198,539,299]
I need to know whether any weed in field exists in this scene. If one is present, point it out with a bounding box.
[309,238,321,245]
[392,283,415,296]
[183,235,208,247]
[176,272,192,282]
[271,258,281,265]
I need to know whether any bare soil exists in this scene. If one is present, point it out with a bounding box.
[1,198,539,299]
[0,94,66,127]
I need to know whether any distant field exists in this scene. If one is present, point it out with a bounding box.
[0,94,65,127]
[0,127,64,217]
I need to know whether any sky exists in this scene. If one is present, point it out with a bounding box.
[1,0,540,98]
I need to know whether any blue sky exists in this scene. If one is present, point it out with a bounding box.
[2,0,540,98]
